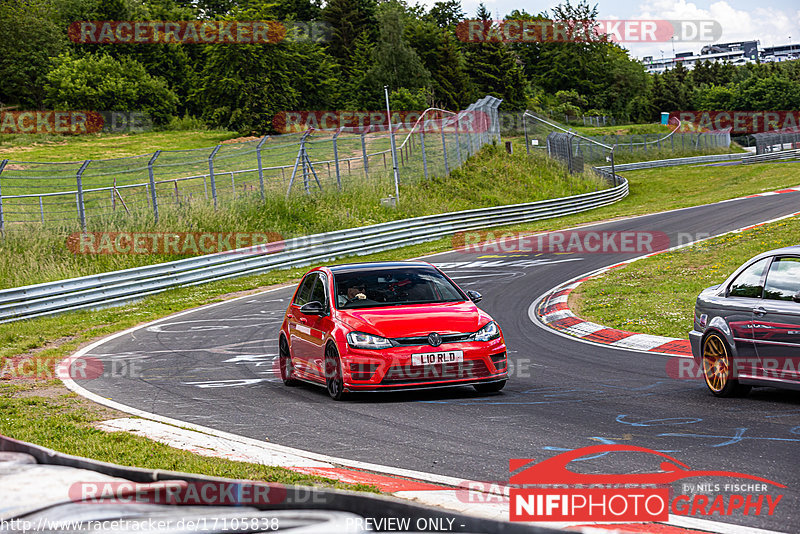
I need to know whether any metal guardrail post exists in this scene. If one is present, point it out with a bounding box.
[332,129,342,190]
[208,145,221,209]
[256,135,269,199]
[76,160,90,231]
[0,160,6,235]
[148,151,161,222]
[360,132,369,178]
[420,130,428,180]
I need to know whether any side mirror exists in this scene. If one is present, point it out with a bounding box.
[299,301,326,315]
[793,291,800,303]
[467,290,483,304]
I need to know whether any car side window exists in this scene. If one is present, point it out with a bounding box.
[764,257,800,301]
[728,258,769,298]
[293,274,317,306]
[309,274,328,306]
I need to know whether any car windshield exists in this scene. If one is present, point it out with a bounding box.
[333,267,466,309]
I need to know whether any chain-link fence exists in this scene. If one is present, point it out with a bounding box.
[0,96,503,232]
[521,111,730,166]
[752,130,800,154]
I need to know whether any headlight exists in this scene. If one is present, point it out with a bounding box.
[346,331,393,349]
[472,321,501,342]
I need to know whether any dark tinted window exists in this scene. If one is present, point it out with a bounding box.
[728,258,769,298]
[334,267,465,309]
[764,257,800,301]
[309,274,328,305]
[293,274,317,305]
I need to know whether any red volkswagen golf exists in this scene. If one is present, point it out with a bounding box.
[278,261,508,399]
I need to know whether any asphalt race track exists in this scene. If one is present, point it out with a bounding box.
[79,191,800,532]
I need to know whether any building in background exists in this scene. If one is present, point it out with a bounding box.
[641,40,800,73]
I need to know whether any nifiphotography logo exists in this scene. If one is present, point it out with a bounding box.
[508,445,785,522]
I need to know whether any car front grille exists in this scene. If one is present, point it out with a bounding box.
[381,359,490,384]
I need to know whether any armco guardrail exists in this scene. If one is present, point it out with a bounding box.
[597,152,745,172]
[742,149,800,165]
[0,178,628,323]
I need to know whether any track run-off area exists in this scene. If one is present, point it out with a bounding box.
[68,187,800,533]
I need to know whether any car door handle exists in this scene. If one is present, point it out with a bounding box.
[753,306,767,317]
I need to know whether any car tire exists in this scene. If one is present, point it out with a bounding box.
[701,332,751,397]
[325,343,347,401]
[473,380,506,394]
[279,337,300,387]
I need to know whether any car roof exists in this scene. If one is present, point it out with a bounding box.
[754,245,800,259]
[327,261,434,273]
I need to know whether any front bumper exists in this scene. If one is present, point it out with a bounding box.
[340,339,508,391]
[689,329,703,364]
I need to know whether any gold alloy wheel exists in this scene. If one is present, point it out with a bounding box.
[702,333,730,393]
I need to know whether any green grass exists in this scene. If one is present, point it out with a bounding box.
[0,130,244,161]
[571,122,676,136]
[0,384,378,492]
[573,216,800,339]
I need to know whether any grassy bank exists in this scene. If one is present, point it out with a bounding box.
[0,144,605,289]
[572,215,800,338]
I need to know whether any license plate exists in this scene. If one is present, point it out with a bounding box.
[412,350,464,366]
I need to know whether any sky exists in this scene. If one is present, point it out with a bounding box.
[418,0,800,59]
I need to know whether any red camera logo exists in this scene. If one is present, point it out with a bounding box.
[506,445,784,522]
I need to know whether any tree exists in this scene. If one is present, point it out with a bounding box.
[406,18,473,109]
[44,52,179,123]
[464,7,528,110]
[322,0,377,65]
[0,0,65,108]
[363,2,431,105]
[734,75,800,110]
[428,0,464,28]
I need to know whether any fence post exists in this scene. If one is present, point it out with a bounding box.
[454,115,463,165]
[523,113,530,154]
[256,135,269,199]
[208,145,221,209]
[0,159,6,235]
[441,126,450,175]
[610,147,617,187]
[420,131,428,180]
[76,160,90,231]
[360,131,369,178]
[148,150,161,223]
[332,128,342,190]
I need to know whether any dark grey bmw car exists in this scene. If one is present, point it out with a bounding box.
[690,246,800,396]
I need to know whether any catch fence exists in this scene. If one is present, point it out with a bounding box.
[0,96,503,232]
